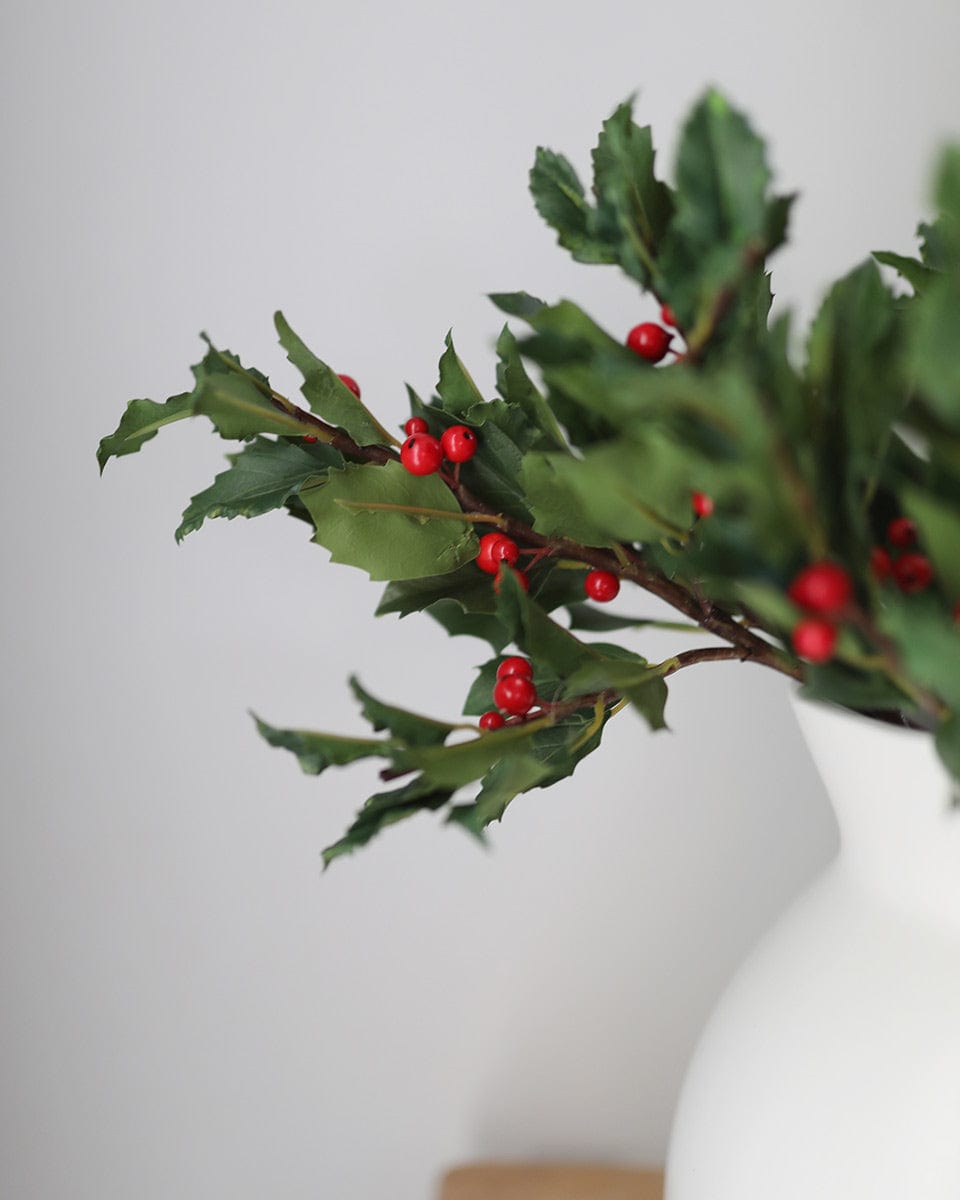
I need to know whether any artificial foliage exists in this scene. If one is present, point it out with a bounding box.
[99,90,960,863]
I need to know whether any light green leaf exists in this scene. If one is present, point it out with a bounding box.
[301,460,480,581]
[97,391,194,472]
[872,250,938,294]
[194,369,308,439]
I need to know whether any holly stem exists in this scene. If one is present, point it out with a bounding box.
[332,500,508,526]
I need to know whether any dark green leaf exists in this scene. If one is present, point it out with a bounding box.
[421,599,511,652]
[590,100,673,285]
[436,331,486,416]
[323,776,455,866]
[349,677,456,746]
[494,569,598,680]
[447,754,553,835]
[495,324,568,451]
[529,148,616,264]
[488,291,547,320]
[175,437,340,541]
[253,714,390,775]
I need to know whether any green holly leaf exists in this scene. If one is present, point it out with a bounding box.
[175,437,341,541]
[274,311,392,447]
[421,599,511,652]
[447,754,554,836]
[907,271,960,430]
[529,147,616,264]
[193,364,308,440]
[901,487,960,600]
[348,677,456,747]
[935,716,960,789]
[436,331,486,416]
[523,438,692,544]
[799,662,920,720]
[872,250,938,294]
[590,100,673,286]
[520,453,615,547]
[300,460,479,581]
[495,324,568,451]
[493,569,602,681]
[658,89,787,337]
[806,261,905,555]
[488,291,547,320]
[879,594,960,711]
[376,563,498,619]
[565,604,701,635]
[97,391,195,472]
[253,715,391,776]
[323,776,456,866]
[390,721,553,789]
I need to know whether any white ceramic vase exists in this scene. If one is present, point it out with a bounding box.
[665,696,960,1198]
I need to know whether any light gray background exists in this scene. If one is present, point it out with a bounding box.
[3,2,959,1197]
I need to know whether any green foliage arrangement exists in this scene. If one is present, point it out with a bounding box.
[100,90,960,863]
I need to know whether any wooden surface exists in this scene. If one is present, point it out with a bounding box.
[439,1163,664,1200]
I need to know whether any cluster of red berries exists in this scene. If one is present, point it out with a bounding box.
[475,530,624,604]
[303,374,361,443]
[400,417,478,476]
[625,305,680,365]
[869,517,934,594]
[479,657,538,728]
[788,561,852,664]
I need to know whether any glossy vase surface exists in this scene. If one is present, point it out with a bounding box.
[665,697,960,1198]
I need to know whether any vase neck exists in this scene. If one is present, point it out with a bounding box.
[791,696,960,924]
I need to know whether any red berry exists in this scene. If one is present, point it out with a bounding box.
[476,532,519,575]
[493,674,537,716]
[494,566,529,594]
[691,491,714,518]
[302,435,318,444]
[626,322,673,363]
[404,416,429,436]
[441,424,478,463]
[479,711,506,731]
[887,516,917,549]
[400,433,443,475]
[893,553,933,594]
[870,545,893,581]
[792,618,837,664]
[497,657,533,680]
[660,304,678,328]
[584,569,620,603]
[337,374,361,399]
[787,561,852,616]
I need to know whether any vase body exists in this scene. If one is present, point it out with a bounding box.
[665,698,960,1198]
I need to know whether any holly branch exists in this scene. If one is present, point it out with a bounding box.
[98,89,960,862]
